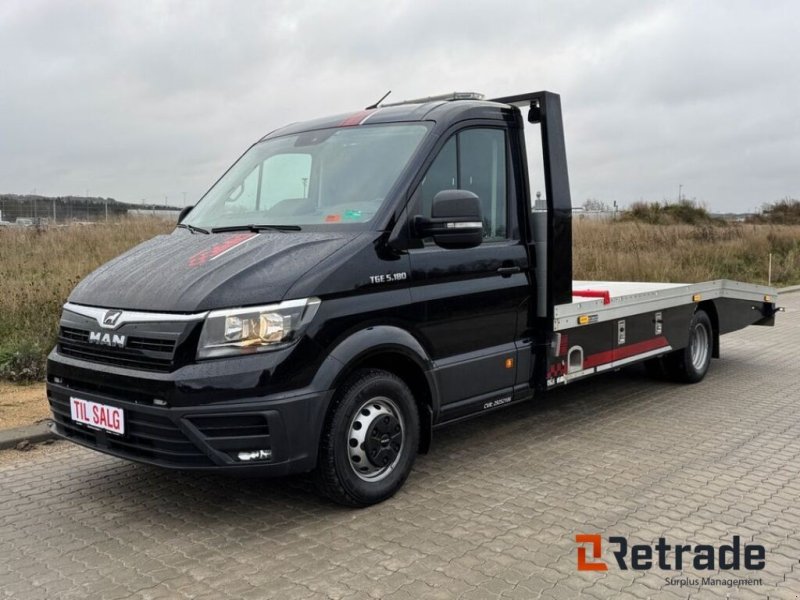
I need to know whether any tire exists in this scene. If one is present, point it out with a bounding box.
[663,309,713,383]
[315,369,420,507]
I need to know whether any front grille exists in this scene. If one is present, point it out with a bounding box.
[48,393,213,467]
[58,326,178,372]
[126,337,176,352]
[60,327,89,342]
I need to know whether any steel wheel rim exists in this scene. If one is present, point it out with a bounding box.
[347,396,405,482]
[690,321,709,371]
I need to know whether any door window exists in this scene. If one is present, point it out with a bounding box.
[413,128,508,241]
[418,137,457,219]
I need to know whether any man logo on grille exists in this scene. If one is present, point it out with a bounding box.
[88,331,127,348]
[102,310,123,328]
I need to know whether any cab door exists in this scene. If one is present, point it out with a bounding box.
[407,126,530,419]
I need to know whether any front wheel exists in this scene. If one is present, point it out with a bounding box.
[315,369,419,507]
[664,309,713,383]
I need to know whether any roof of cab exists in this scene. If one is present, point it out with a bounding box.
[261,99,513,141]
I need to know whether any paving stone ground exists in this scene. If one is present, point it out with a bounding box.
[1,293,799,600]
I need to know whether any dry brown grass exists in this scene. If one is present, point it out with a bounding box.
[573,219,800,286]
[0,218,172,380]
[0,217,797,383]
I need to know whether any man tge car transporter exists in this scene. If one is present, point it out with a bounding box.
[47,91,778,506]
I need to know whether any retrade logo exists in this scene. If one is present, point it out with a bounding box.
[576,535,608,571]
[575,535,765,572]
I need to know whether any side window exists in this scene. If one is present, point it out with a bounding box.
[412,128,508,241]
[459,129,507,240]
[418,137,457,219]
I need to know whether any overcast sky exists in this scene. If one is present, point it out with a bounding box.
[1,1,797,212]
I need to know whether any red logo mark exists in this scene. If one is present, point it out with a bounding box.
[576,534,608,571]
[188,233,256,267]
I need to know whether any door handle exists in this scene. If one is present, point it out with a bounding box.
[497,265,521,277]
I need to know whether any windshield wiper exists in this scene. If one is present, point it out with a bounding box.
[211,224,302,233]
[177,223,210,234]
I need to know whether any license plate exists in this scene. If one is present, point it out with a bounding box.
[70,397,125,435]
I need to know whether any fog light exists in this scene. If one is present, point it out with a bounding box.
[53,377,63,384]
[237,449,272,462]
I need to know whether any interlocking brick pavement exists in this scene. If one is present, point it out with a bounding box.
[1,293,799,599]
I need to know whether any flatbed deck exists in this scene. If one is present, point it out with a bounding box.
[554,279,776,331]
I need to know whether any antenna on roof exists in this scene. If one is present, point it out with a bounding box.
[365,90,392,110]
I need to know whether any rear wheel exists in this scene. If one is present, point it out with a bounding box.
[664,310,713,383]
[315,369,419,507]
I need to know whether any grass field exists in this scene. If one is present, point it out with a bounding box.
[0,217,798,382]
[0,219,172,381]
[573,219,800,284]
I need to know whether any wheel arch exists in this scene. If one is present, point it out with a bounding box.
[313,326,438,454]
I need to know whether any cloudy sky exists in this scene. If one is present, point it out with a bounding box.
[1,0,797,212]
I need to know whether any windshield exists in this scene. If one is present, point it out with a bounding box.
[184,123,430,230]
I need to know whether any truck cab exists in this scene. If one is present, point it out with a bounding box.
[47,91,777,506]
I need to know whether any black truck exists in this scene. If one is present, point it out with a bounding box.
[47,91,778,506]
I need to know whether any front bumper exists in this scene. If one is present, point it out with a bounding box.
[46,350,333,476]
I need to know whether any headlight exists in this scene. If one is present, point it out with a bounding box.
[197,297,320,359]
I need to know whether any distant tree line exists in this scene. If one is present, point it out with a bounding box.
[746,199,800,225]
[583,197,800,226]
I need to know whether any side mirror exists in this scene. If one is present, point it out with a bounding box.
[413,190,483,249]
[178,205,193,223]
